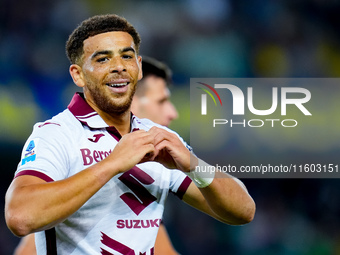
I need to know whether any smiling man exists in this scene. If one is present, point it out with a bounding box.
[5,14,255,255]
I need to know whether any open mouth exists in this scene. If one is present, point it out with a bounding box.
[106,82,129,87]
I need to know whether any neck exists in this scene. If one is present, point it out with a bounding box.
[100,110,132,136]
[86,99,132,136]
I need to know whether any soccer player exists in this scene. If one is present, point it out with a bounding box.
[5,14,255,255]
[13,57,179,255]
[131,56,178,128]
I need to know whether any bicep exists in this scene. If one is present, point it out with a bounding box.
[6,175,48,202]
[5,175,48,217]
[5,175,48,236]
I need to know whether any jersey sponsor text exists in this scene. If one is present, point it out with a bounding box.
[116,219,161,229]
[80,148,112,165]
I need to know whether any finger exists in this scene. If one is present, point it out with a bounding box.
[149,128,175,147]
[124,129,155,145]
[139,144,157,164]
[147,126,162,141]
[150,140,172,162]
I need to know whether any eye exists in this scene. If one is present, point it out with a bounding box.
[158,98,167,105]
[97,57,109,63]
[122,54,133,59]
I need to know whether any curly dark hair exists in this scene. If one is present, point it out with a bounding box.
[66,14,141,65]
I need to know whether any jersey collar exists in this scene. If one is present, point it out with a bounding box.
[68,92,108,128]
[68,93,141,132]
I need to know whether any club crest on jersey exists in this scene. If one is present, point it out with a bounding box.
[22,139,39,165]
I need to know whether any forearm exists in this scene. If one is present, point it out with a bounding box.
[199,171,255,225]
[183,157,255,225]
[5,159,117,236]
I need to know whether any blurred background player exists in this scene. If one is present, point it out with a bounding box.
[14,234,35,255]
[131,56,178,127]
[14,56,180,255]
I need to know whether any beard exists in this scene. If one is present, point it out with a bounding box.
[87,83,136,115]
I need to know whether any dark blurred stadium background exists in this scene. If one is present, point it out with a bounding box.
[1,0,340,254]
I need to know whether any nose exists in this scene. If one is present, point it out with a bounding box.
[109,57,126,73]
[167,102,178,122]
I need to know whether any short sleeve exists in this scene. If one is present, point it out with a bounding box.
[15,121,72,182]
[168,170,192,200]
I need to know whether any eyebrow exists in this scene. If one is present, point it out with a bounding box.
[91,47,136,60]
[120,47,136,54]
[91,50,111,60]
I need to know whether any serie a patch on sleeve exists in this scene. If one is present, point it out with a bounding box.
[21,138,40,165]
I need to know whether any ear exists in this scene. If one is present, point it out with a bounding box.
[69,64,85,88]
[137,56,143,81]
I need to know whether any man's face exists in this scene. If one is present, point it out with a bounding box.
[74,31,142,115]
[132,75,178,127]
